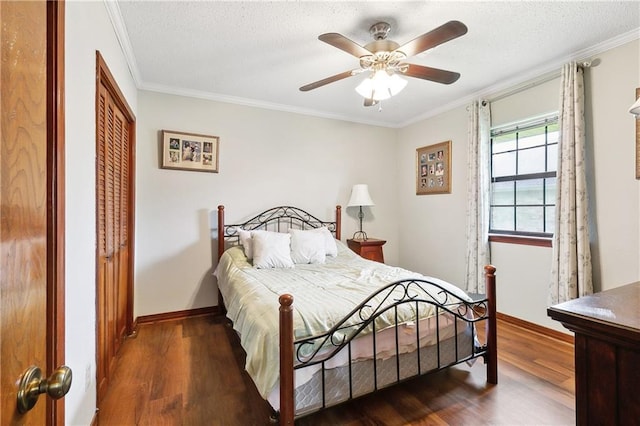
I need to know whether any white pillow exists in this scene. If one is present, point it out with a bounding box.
[309,227,338,257]
[252,231,294,269]
[237,229,254,259]
[289,229,326,264]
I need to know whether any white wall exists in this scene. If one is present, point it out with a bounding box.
[396,39,640,332]
[65,2,137,425]
[491,77,560,126]
[396,107,469,286]
[587,40,640,290]
[134,91,398,316]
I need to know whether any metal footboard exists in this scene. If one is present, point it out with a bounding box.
[278,265,497,425]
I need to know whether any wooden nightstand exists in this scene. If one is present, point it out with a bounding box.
[347,238,386,263]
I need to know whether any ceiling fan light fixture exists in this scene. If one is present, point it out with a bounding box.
[355,70,407,101]
[301,20,467,101]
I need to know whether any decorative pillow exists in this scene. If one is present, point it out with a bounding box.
[237,229,254,259]
[252,231,294,269]
[309,226,338,257]
[289,229,326,264]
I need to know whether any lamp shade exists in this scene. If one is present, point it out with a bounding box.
[630,97,640,116]
[355,70,407,101]
[347,184,375,207]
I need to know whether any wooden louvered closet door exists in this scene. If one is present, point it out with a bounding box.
[96,52,135,402]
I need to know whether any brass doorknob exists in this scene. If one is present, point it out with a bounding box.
[17,365,72,413]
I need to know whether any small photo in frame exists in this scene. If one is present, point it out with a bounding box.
[416,141,451,195]
[161,130,219,173]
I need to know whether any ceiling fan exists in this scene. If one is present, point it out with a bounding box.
[300,20,468,106]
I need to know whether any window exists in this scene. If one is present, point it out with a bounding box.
[490,114,558,238]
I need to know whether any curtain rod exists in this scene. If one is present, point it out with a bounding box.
[485,61,593,104]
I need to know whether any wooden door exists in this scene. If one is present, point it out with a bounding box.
[95,52,135,402]
[0,1,66,424]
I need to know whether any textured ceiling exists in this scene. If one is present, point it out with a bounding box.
[113,1,640,127]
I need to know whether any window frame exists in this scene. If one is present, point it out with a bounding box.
[489,113,558,243]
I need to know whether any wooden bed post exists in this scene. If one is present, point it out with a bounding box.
[217,205,225,261]
[279,294,295,426]
[335,205,342,240]
[217,206,227,313]
[485,264,498,384]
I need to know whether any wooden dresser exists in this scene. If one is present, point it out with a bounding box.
[547,282,640,425]
[347,238,385,263]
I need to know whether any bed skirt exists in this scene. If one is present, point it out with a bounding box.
[268,325,474,417]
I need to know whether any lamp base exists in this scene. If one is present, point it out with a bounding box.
[351,231,368,241]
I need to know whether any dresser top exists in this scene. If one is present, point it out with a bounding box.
[548,281,640,333]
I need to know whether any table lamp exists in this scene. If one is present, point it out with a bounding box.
[347,184,375,240]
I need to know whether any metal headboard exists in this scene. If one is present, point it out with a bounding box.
[216,205,342,261]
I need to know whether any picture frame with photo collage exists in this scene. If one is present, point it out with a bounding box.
[161,129,219,173]
[416,140,451,195]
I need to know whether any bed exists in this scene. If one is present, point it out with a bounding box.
[214,205,497,425]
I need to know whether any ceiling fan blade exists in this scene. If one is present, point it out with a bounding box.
[397,20,468,57]
[403,64,460,84]
[318,33,373,58]
[364,98,379,107]
[299,70,356,91]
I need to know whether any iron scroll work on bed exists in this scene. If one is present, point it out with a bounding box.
[217,205,342,252]
[216,205,497,425]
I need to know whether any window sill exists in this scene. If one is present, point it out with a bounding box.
[489,234,552,248]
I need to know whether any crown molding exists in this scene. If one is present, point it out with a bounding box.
[104,0,142,86]
[139,82,398,128]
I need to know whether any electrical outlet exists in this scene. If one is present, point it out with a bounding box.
[85,365,91,391]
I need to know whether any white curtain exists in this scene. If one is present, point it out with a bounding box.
[549,62,593,305]
[465,100,491,293]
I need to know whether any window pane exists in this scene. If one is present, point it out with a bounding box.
[516,179,544,204]
[547,123,559,144]
[493,151,516,177]
[518,146,546,174]
[492,181,514,205]
[516,207,544,232]
[547,144,558,172]
[493,133,516,153]
[545,178,556,204]
[519,131,546,149]
[545,206,555,233]
[491,207,514,231]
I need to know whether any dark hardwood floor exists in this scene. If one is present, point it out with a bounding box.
[98,314,574,425]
